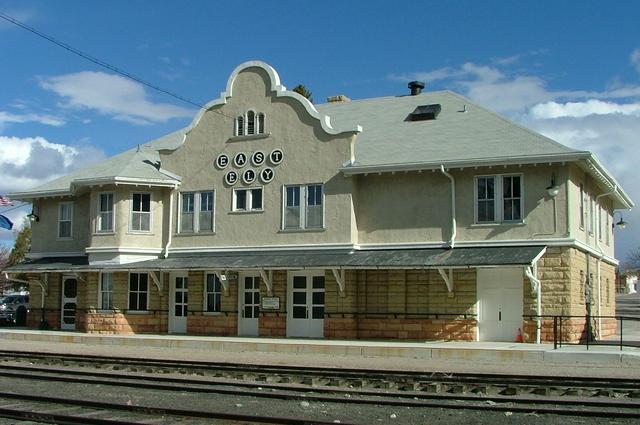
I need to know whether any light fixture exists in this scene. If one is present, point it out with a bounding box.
[613,212,627,229]
[546,172,559,197]
[27,212,39,222]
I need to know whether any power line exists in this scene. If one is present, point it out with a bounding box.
[0,11,233,120]
[0,202,30,215]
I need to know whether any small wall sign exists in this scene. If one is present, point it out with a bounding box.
[261,297,280,310]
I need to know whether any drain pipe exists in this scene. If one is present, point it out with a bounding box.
[524,265,542,344]
[163,186,177,258]
[440,165,456,249]
[594,185,617,337]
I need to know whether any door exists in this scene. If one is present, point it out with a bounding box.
[169,273,188,334]
[477,267,523,341]
[287,271,324,338]
[61,277,78,330]
[238,273,260,336]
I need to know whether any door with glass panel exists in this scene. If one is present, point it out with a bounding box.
[60,276,78,330]
[287,271,324,338]
[169,272,188,334]
[238,273,260,336]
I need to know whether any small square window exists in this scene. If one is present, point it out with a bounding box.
[233,188,263,212]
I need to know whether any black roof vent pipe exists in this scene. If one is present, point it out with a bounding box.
[408,81,425,96]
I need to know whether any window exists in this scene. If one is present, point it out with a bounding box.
[128,273,148,311]
[579,184,585,229]
[131,193,151,232]
[205,273,222,313]
[588,197,594,234]
[180,191,214,233]
[233,187,263,212]
[97,193,114,233]
[474,175,522,224]
[283,184,324,229]
[598,206,603,241]
[58,202,73,238]
[234,110,266,136]
[606,210,611,245]
[99,273,113,310]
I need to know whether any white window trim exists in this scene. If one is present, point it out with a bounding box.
[129,191,152,233]
[57,201,73,239]
[606,209,611,246]
[98,272,113,311]
[473,174,524,224]
[579,183,585,230]
[203,272,223,314]
[232,186,263,212]
[281,183,325,230]
[234,109,266,137]
[588,195,594,235]
[96,192,115,234]
[178,190,215,234]
[128,272,149,311]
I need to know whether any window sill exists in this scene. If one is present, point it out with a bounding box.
[203,311,223,316]
[229,210,264,215]
[127,231,154,236]
[227,132,271,143]
[470,221,526,227]
[56,237,73,241]
[96,309,115,314]
[278,227,326,233]
[93,232,115,236]
[125,310,151,315]
[175,231,216,236]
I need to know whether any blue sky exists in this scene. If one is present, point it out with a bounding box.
[0,1,639,262]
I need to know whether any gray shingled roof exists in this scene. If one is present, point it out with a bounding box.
[316,90,584,169]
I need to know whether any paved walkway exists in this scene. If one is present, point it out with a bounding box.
[1,328,639,379]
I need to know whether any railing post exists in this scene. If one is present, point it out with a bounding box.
[553,316,558,349]
[586,314,590,350]
[620,317,623,351]
[559,317,563,348]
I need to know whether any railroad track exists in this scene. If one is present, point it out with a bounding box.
[0,349,638,423]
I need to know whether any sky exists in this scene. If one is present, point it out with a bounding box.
[0,1,639,263]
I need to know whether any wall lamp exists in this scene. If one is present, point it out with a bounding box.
[546,173,560,197]
[613,211,627,229]
[27,212,39,222]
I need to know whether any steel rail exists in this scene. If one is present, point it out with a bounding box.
[1,363,640,419]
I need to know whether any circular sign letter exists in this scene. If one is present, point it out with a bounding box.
[215,153,230,169]
[234,152,247,167]
[260,167,275,184]
[269,149,284,165]
[251,151,265,167]
[225,170,238,186]
[243,168,257,185]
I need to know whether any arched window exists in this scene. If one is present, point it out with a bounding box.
[247,111,256,135]
[236,116,244,136]
[257,113,265,134]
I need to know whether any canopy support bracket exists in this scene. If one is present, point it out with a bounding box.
[437,267,454,293]
[259,270,273,296]
[331,268,346,297]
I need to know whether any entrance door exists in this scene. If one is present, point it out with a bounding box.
[287,271,324,338]
[61,277,78,330]
[477,267,523,341]
[238,273,260,336]
[169,273,188,334]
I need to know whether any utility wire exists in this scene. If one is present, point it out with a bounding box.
[0,202,29,215]
[0,11,233,120]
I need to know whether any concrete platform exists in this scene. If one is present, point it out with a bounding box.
[1,328,639,379]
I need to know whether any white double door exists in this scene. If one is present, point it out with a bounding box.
[169,272,188,334]
[238,273,261,336]
[287,271,324,338]
[477,267,523,342]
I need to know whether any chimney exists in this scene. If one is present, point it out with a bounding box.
[327,95,351,103]
[408,81,425,96]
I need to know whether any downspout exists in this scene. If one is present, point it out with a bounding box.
[163,186,177,258]
[524,265,541,344]
[594,185,617,338]
[440,165,456,249]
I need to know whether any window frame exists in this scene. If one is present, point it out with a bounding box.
[98,272,113,310]
[128,272,149,311]
[234,110,266,137]
[282,183,325,230]
[130,192,152,233]
[96,192,115,234]
[58,201,73,239]
[232,187,263,212]
[204,272,223,314]
[579,183,585,229]
[178,191,215,233]
[473,174,524,224]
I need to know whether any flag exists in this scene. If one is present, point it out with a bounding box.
[0,196,12,206]
[0,214,12,230]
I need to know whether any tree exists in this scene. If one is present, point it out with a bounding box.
[9,218,31,267]
[0,245,11,293]
[292,84,313,103]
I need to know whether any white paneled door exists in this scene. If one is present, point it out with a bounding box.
[287,271,324,338]
[477,267,523,341]
[169,273,188,334]
[238,273,260,336]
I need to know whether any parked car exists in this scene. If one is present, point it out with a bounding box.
[0,294,29,325]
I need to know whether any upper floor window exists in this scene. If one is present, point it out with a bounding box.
[283,184,324,229]
[474,175,522,224]
[128,273,148,311]
[235,110,265,136]
[233,187,263,212]
[131,193,151,232]
[99,273,113,310]
[180,191,214,233]
[97,192,114,233]
[598,206,603,242]
[579,183,585,229]
[588,196,594,234]
[205,273,222,313]
[606,210,611,246]
[58,202,73,238]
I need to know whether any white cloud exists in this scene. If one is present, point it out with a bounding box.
[0,111,65,128]
[530,100,640,119]
[40,71,195,124]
